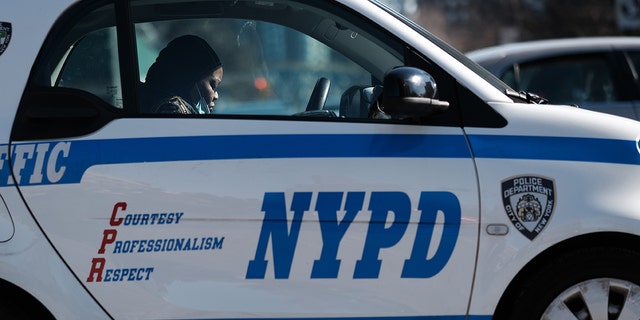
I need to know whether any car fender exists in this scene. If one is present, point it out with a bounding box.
[467,102,640,315]
[0,186,107,319]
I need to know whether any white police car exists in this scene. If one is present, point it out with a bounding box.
[1,0,640,319]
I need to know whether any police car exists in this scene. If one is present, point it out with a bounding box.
[1,0,640,319]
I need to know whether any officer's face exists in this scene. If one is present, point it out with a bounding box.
[193,67,224,111]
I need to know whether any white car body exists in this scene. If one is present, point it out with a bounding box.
[1,0,640,319]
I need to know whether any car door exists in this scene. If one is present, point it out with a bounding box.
[11,0,480,318]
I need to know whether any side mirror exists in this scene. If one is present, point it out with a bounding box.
[380,67,449,118]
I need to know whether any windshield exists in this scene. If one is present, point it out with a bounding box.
[370,0,514,95]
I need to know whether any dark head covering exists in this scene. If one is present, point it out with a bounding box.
[145,35,222,100]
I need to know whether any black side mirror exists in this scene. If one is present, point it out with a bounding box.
[380,66,449,119]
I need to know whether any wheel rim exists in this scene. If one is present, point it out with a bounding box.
[542,278,640,320]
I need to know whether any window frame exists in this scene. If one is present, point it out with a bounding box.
[14,0,488,142]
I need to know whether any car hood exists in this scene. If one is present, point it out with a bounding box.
[484,101,640,143]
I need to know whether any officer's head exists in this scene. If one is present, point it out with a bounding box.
[145,35,223,111]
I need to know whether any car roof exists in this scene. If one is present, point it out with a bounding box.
[466,36,640,72]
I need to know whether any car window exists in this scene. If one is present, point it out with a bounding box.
[58,27,123,109]
[20,0,466,144]
[30,0,406,120]
[626,51,640,80]
[512,55,618,104]
[31,4,122,109]
[499,67,516,89]
[132,0,405,119]
[135,19,372,116]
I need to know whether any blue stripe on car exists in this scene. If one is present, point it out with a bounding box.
[2,134,638,186]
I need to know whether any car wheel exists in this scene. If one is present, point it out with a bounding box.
[501,246,640,320]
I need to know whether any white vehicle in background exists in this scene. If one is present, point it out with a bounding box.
[468,37,640,121]
[1,0,640,319]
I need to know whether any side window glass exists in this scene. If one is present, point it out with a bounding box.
[499,67,516,88]
[132,0,402,118]
[626,51,640,80]
[518,55,618,104]
[31,4,122,109]
[57,27,122,108]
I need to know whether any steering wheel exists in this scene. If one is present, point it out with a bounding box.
[305,77,331,111]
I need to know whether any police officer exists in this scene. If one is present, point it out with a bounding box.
[142,35,223,114]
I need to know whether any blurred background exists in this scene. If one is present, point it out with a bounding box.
[379,0,640,52]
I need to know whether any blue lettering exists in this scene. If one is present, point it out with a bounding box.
[311,192,364,278]
[213,237,224,249]
[175,238,184,250]
[104,269,113,282]
[246,192,311,279]
[122,241,131,253]
[141,213,149,225]
[120,268,130,280]
[247,191,461,280]
[112,241,122,254]
[123,215,132,226]
[103,267,154,281]
[138,240,147,252]
[401,192,461,278]
[113,269,121,280]
[354,192,410,278]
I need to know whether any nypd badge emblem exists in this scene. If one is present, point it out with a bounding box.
[0,22,11,57]
[502,175,556,240]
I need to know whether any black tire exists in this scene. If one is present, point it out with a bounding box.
[499,246,640,320]
[0,286,54,320]
[0,300,54,320]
